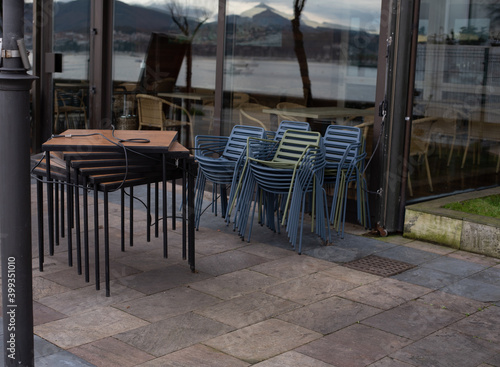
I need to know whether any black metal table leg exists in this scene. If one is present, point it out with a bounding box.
[94,185,100,290]
[37,176,44,271]
[104,188,110,297]
[83,176,89,283]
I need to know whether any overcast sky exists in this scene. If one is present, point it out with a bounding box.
[48,0,381,30]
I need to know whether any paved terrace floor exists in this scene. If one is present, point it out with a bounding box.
[1,182,500,366]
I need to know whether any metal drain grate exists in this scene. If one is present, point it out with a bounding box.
[344,255,415,277]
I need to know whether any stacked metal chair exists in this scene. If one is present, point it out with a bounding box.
[226,120,311,222]
[323,125,370,238]
[194,125,266,229]
[232,129,330,253]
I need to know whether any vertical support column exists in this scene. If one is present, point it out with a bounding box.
[0,1,37,365]
[375,0,416,233]
[88,0,114,128]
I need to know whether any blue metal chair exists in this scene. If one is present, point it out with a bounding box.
[323,125,370,238]
[226,120,311,227]
[194,125,265,229]
[234,129,330,253]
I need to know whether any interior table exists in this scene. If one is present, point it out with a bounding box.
[40,129,196,296]
[262,106,374,122]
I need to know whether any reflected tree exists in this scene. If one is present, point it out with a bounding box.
[291,0,313,106]
[168,1,211,92]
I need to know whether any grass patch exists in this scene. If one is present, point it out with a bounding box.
[443,194,500,219]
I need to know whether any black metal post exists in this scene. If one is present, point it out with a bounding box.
[0,0,37,366]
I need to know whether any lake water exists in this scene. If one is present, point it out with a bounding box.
[59,53,378,103]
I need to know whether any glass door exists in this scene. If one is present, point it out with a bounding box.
[221,0,381,137]
[112,0,218,147]
[52,0,91,133]
[408,0,500,200]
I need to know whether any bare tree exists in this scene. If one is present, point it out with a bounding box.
[168,1,211,92]
[291,0,313,106]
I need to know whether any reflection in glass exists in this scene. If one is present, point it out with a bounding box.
[222,0,381,135]
[111,0,218,138]
[52,0,91,132]
[409,0,500,200]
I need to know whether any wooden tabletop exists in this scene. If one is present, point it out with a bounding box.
[42,129,181,154]
[158,92,215,101]
[262,106,374,120]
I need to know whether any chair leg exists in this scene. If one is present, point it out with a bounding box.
[424,154,433,192]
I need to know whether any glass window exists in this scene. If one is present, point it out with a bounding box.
[221,0,381,136]
[409,0,500,200]
[112,0,218,147]
[53,0,91,133]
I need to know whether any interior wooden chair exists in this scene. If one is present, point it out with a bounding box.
[461,109,500,170]
[238,102,272,130]
[408,117,438,196]
[136,94,194,148]
[54,89,87,132]
[425,105,466,167]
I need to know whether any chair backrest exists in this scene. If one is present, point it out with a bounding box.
[238,102,271,130]
[410,117,438,155]
[276,102,306,122]
[274,120,310,141]
[272,129,321,165]
[136,94,165,129]
[323,125,363,165]
[221,125,266,161]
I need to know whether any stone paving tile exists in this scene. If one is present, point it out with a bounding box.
[277,296,381,335]
[362,301,465,340]
[33,276,71,300]
[40,260,142,290]
[35,350,97,367]
[468,266,500,285]
[115,312,234,357]
[194,249,270,276]
[448,250,500,267]
[194,227,249,255]
[485,353,500,367]
[135,344,250,367]
[321,265,381,286]
[196,291,300,328]
[420,256,488,277]
[115,245,188,272]
[265,272,358,305]
[416,290,490,316]
[368,357,415,366]
[238,242,297,260]
[391,267,464,290]
[441,278,500,302]
[447,305,500,344]
[303,234,396,263]
[204,319,322,364]
[117,264,211,295]
[188,269,282,300]
[250,255,334,280]
[33,301,66,326]
[114,286,221,322]
[32,256,74,277]
[37,282,144,316]
[68,337,155,367]
[377,245,442,265]
[377,235,414,245]
[296,323,412,367]
[391,328,500,367]
[34,307,149,349]
[340,277,432,310]
[252,351,335,366]
[400,239,457,255]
